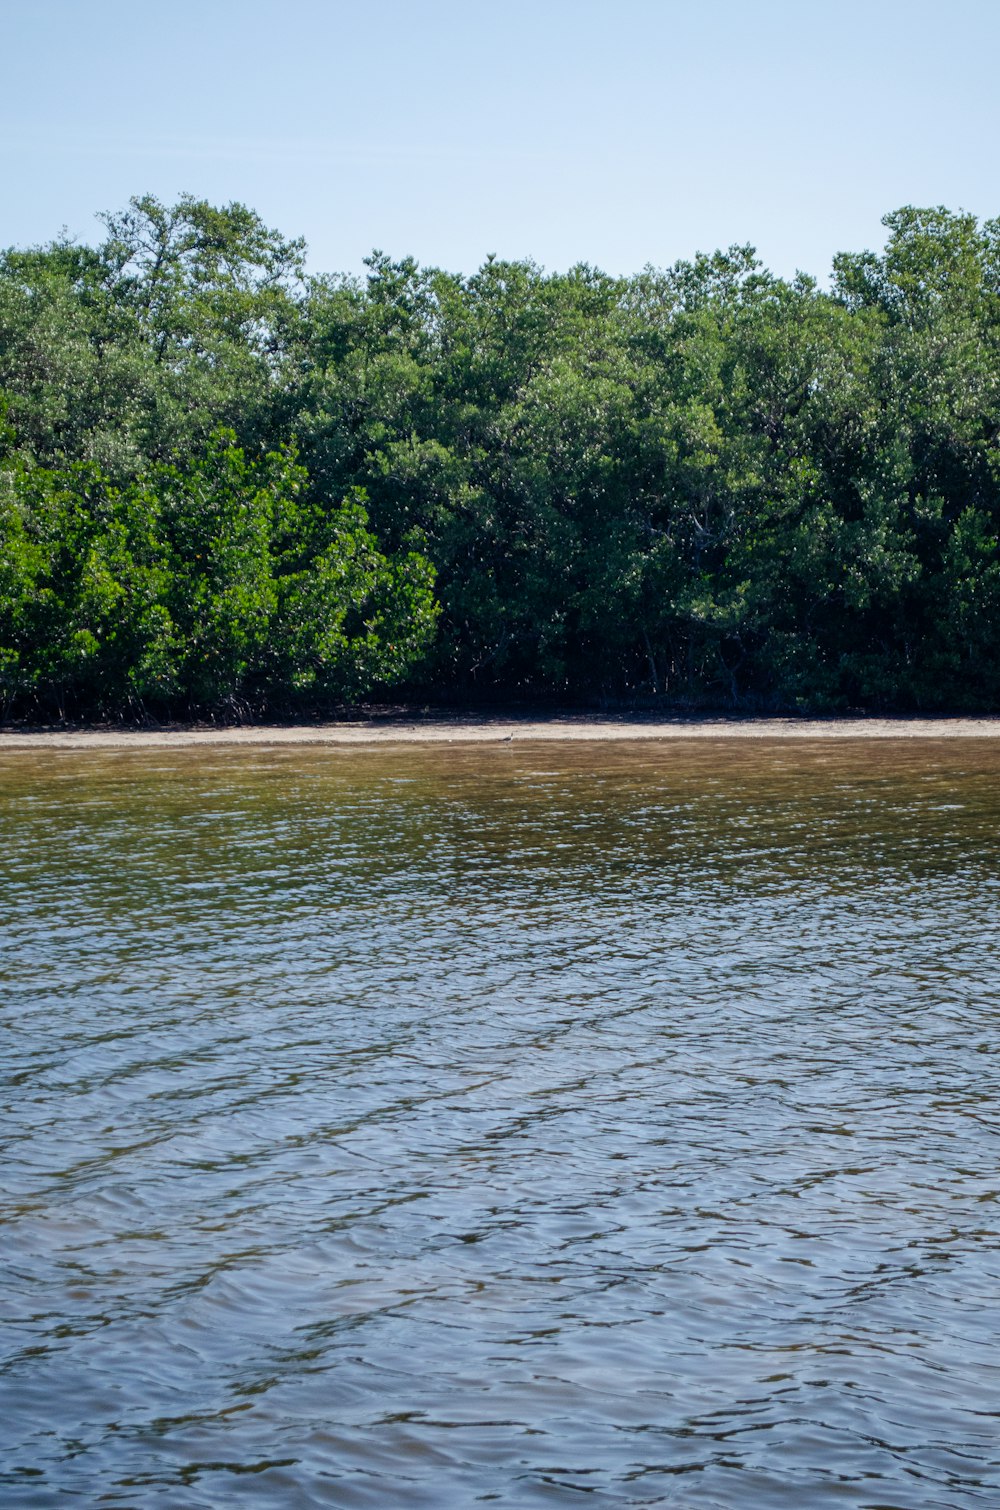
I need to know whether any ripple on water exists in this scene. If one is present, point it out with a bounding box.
[1,740,1000,1507]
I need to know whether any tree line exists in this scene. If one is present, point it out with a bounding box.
[2,194,999,718]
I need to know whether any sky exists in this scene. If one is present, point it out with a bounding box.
[4,0,999,283]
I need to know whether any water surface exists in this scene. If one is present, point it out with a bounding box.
[2,739,999,1507]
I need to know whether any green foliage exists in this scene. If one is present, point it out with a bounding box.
[275,489,438,700]
[0,195,304,476]
[3,195,1000,717]
[0,431,437,718]
[0,462,177,715]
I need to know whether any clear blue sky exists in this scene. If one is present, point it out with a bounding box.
[4,0,998,282]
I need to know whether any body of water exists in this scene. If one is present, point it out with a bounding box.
[2,739,999,1507]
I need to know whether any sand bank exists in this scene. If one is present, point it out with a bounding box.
[2,715,1000,750]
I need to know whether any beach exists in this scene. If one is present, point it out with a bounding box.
[2,714,1000,750]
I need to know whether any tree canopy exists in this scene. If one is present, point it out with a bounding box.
[3,195,999,718]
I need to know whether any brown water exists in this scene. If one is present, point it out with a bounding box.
[2,740,999,1509]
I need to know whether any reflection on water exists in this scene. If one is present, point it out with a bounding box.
[1,739,999,1508]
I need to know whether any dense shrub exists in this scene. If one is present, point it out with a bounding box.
[3,196,999,715]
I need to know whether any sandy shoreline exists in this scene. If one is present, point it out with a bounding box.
[2,715,1000,750]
